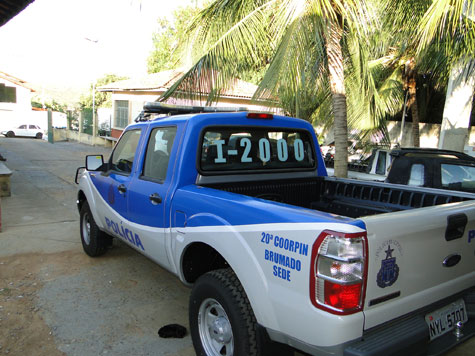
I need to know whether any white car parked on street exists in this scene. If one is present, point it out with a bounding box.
[1,124,45,139]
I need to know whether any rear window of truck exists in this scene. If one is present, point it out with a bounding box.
[199,126,316,173]
[441,163,475,192]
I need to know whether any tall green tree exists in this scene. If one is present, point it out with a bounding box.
[147,6,201,73]
[79,74,128,110]
[160,0,377,177]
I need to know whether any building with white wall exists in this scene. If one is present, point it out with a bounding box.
[98,70,277,139]
[0,71,34,131]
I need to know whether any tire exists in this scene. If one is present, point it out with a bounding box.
[6,131,14,138]
[189,269,259,356]
[80,201,111,257]
[36,132,43,139]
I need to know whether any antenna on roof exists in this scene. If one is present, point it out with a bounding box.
[134,102,249,122]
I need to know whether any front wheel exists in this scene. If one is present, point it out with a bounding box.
[189,269,259,356]
[6,131,14,138]
[80,201,111,257]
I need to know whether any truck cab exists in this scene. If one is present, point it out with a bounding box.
[386,148,475,193]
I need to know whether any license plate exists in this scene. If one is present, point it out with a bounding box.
[425,299,468,341]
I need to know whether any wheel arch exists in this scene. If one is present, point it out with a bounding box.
[183,243,292,355]
[77,189,87,213]
[76,182,104,231]
[179,237,277,328]
[181,242,230,284]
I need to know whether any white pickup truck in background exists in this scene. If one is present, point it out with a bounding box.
[326,148,391,181]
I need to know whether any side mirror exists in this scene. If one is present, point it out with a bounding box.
[76,155,106,184]
[86,155,105,171]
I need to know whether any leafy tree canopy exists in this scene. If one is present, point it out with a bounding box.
[31,97,68,113]
[147,5,201,74]
[79,74,128,110]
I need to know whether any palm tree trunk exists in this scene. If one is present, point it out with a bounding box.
[326,22,348,177]
[407,75,420,147]
[405,60,420,147]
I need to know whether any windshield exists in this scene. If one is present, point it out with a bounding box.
[200,126,316,173]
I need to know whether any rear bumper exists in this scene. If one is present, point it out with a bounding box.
[267,287,475,356]
[344,287,475,356]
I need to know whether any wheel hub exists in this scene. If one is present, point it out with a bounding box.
[209,316,232,344]
[198,298,234,356]
[82,213,91,245]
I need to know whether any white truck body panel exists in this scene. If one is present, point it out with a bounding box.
[362,201,475,329]
[172,222,366,347]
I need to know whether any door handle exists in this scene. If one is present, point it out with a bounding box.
[149,193,162,205]
[445,213,467,241]
[118,184,127,194]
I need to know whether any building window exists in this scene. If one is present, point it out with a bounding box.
[114,100,129,128]
[0,84,17,103]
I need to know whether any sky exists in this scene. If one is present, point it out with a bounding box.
[0,0,193,90]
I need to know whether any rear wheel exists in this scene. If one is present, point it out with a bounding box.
[189,269,259,356]
[6,131,14,138]
[80,201,111,257]
[35,132,43,139]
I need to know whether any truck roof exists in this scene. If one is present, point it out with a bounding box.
[390,147,475,162]
[128,102,312,132]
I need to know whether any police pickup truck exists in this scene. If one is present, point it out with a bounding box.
[76,103,475,356]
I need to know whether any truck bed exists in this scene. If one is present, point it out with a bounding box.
[203,176,474,218]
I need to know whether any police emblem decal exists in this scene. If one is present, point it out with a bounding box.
[376,245,400,288]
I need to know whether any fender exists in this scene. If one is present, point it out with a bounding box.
[78,172,105,230]
[174,212,279,327]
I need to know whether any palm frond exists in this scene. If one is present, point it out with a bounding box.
[254,12,327,106]
[416,0,475,61]
[160,1,275,103]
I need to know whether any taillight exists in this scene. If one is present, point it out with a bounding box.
[246,112,273,120]
[310,230,368,315]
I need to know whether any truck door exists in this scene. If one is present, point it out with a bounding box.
[126,126,178,268]
[90,129,142,219]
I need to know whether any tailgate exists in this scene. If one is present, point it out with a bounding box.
[361,200,475,329]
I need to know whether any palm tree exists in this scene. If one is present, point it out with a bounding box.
[160,0,376,177]
[383,0,475,147]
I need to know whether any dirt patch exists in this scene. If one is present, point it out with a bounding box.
[0,243,193,356]
[0,251,103,356]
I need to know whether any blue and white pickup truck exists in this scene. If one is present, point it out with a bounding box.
[76,103,475,356]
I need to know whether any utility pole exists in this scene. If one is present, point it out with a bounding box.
[92,81,97,137]
[85,37,99,138]
[47,109,53,143]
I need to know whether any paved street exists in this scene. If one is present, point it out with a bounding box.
[0,137,473,356]
[0,137,194,356]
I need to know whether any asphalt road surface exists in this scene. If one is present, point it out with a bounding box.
[0,137,473,356]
